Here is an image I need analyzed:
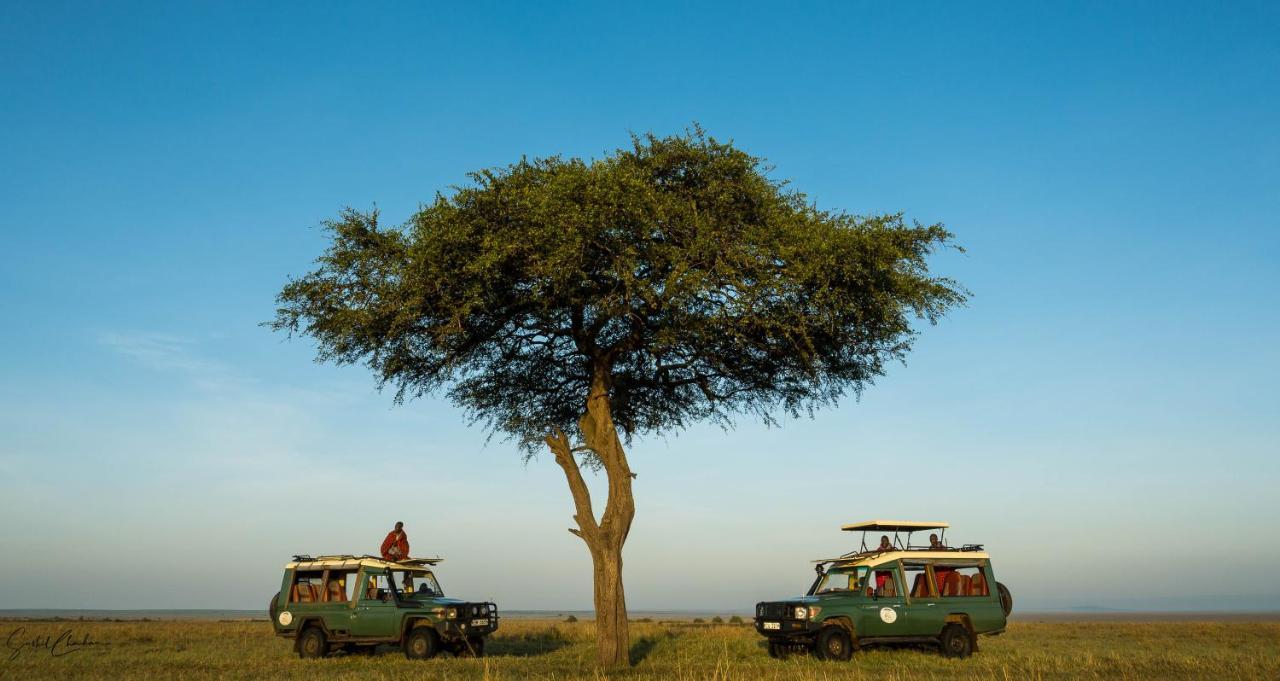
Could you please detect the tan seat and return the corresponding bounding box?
[969,571,988,596]
[327,580,346,602]
[957,574,972,596]
[911,573,931,598]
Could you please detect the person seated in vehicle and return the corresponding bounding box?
[929,533,946,550]
[877,535,894,552]
[402,575,415,594]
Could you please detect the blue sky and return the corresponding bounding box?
[1,1,1277,612]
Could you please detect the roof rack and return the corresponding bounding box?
[289,554,443,565]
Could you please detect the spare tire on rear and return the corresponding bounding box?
[997,582,1013,616]
[268,591,280,622]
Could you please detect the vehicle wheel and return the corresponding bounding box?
[997,582,1013,616]
[297,626,329,659]
[767,641,790,659]
[267,591,279,622]
[815,627,853,662]
[939,623,973,658]
[404,627,439,660]
[458,636,485,658]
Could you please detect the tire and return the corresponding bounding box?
[404,627,439,660]
[767,641,789,659]
[939,623,973,658]
[297,626,329,659]
[458,636,485,658]
[815,626,853,662]
[268,591,279,623]
[997,582,1013,616]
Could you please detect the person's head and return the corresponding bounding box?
[395,521,404,531]
[879,535,891,547]
[929,533,939,545]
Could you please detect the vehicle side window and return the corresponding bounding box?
[360,572,393,602]
[904,563,935,598]
[323,570,356,602]
[289,570,324,604]
[873,568,900,598]
[936,564,988,597]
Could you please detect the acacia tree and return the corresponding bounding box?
[270,128,966,666]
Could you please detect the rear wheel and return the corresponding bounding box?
[297,627,328,659]
[404,627,439,660]
[816,626,852,661]
[997,582,1013,616]
[939,623,973,658]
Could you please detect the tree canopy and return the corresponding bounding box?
[271,129,967,461]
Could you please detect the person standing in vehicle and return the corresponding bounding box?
[929,533,946,550]
[877,535,894,552]
[381,521,410,562]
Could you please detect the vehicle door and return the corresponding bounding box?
[349,569,401,638]
[901,561,945,636]
[319,569,357,636]
[857,563,907,637]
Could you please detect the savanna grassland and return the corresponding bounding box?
[3,617,1277,680]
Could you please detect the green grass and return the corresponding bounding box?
[3,618,1278,680]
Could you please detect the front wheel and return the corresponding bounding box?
[297,627,329,659]
[939,623,973,658]
[767,640,790,659]
[815,627,853,661]
[404,627,439,660]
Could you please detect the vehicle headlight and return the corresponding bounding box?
[446,608,458,619]
[793,606,807,619]
[807,606,822,620]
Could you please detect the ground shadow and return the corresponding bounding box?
[485,626,573,658]
[630,630,682,665]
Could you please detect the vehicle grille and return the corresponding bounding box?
[757,603,788,619]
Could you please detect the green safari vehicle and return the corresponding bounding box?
[269,554,498,659]
[754,521,1012,660]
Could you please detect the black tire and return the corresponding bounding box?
[268,591,279,623]
[997,582,1013,616]
[939,623,973,658]
[767,640,789,659]
[404,627,439,660]
[815,626,853,662]
[297,626,329,659]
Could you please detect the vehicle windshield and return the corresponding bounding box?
[392,569,443,598]
[815,566,869,594]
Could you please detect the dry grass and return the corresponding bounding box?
[2,617,1278,680]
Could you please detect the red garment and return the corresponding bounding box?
[380,530,410,561]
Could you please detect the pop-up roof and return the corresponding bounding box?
[841,520,949,532]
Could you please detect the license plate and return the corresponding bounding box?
[472,618,489,626]
[762,621,780,630]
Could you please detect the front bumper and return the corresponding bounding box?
[438,603,500,637]
[754,617,819,638]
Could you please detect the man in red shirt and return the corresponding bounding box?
[381,521,410,562]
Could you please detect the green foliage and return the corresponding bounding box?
[729,615,744,624]
[271,127,967,458]
[565,614,578,623]
[711,616,724,624]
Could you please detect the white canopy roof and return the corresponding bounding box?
[841,520,950,532]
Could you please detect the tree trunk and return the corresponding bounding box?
[544,369,635,667]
